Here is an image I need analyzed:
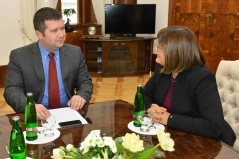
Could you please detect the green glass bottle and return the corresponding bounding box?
[9,116,26,159]
[133,84,145,127]
[24,92,38,141]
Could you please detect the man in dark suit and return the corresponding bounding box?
[4,7,93,120]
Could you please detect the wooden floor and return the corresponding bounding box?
[0,74,152,116]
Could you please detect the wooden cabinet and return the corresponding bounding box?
[168,0,239,74]
[80,37,155,76]
[65,30,83,48]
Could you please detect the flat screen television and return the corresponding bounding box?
[105,4,156,35]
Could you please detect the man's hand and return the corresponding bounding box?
[35,104,51,120]
[67,95,86,110]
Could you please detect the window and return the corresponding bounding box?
[56,0,97,29]
[61,0,78,24]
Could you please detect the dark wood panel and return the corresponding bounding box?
[0,65,7,87]
[113,0,137,4]
[168,0,239,74]
[65,30,83,48]
[151,54,157,72]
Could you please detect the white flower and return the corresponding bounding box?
[160,137,175,151]
[82,146,89,154]
[103,136,117,153]
[89,129,101,137]
[122,133,144,153]
[80,129,104,151]
[52,129,172,159]
[85,135,97,147]
[110,145,117,154]
[157,130,175,152]
[157,130,171,142]
[103,136,113,146]
[95,136,104,147]
[51,148,65,159]
[66,144,74,151]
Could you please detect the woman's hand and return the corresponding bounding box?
[147,104,170,125]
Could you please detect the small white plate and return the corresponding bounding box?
[128,119,165,135]
[23,127,60,144]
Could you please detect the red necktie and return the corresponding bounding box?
[48,52,60,109]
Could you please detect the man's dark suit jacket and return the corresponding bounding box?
[143,64,236,146]
[4,42,93,113]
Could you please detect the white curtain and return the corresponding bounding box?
[91,0,113,36]
[21,0,58,45]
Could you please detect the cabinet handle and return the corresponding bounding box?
[121,43,126,45]
[206,13,212,26]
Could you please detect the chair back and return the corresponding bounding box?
[216,60,239,150]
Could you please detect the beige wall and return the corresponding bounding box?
[0,0,24,65]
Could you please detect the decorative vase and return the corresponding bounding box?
[65,18,74,32]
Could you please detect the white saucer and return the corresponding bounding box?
[23,127,60,144]
[128,119,165,135]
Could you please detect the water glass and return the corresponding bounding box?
[139,116,150,132]
[41,115,56,137]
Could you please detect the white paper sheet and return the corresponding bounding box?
[49,107,88,128]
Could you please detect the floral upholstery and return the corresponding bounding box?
[216,60,239,151]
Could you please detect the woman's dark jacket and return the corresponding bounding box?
[143,64,236,146]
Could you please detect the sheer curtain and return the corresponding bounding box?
[21,0,58,45]
[91,0,113,37]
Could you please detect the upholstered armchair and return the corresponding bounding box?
[216,60,239,151]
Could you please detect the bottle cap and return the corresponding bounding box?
[27,92,33,96]
[12,116,20,121]
[137,84,142,87]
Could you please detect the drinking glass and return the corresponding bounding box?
[41,115,56,137]
[148,118,156,129]
[139,112,151,132]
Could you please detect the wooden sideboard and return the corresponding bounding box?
[65,30,83,48]
[80,37,156,76]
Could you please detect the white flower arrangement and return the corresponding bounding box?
[51,129,175,159]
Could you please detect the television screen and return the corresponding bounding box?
[105,4,156,35]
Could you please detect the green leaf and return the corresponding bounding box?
[68,152,81,158]
[115,140,123,153]
[62,8,76,17]
[135,143,161,159]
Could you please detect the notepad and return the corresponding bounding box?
[49,107,88,128]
